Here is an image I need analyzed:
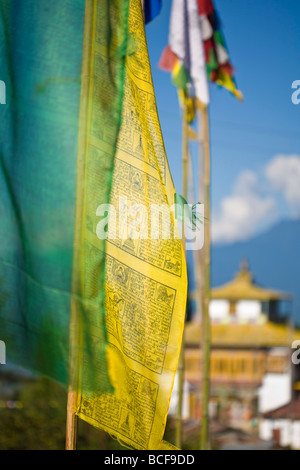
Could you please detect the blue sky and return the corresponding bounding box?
[145,0,300,244]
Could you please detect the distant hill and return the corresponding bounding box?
[211,218,300,327]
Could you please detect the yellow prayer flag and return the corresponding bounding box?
[71,0,187,450]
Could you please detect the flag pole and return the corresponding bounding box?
[65,0,94,450]
[66,390,78,450]
[175,97,189,449]
[141,0,145,21]
[198,103,211,450]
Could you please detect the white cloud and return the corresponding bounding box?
[265,154,300,215]
[212,154,300,245]
[212,170,275,244]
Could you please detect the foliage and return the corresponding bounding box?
[0,376,127,450]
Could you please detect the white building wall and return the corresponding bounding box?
[258,371,291,414]
[273,419,291,447]
[260,419,300,449]
[168,373,189,420]
[209,300,229,322]
[236,300,261,322]
[259,419,273,440]
[291,422,300,449]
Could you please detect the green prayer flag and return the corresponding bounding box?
[0,1,188,451]
[0,0,129,393]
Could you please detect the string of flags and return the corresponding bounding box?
[159,0,242,120]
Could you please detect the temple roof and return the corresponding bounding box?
[185,321,300,348]
[263,400,300,420]
[211,261,291,302]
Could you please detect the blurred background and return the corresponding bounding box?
[146,0,300,450]
[147,0,300,325]
[1,0,300,450]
